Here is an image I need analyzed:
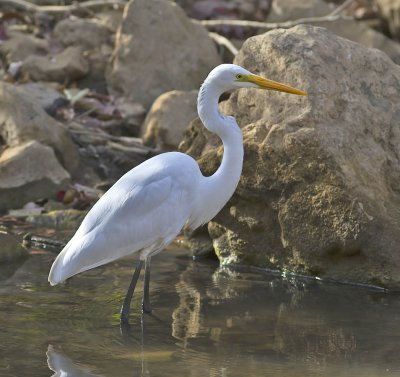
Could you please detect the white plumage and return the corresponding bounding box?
[48,64,306,322]
[49,153,202,285]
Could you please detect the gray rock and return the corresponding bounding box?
[142,90,198,149]
[179,117,220,159]
[97,10,124,32]
[267,0,400,64]
[54,18,112,49]
[106,0,222,109]
[115,97,146,135]
[183,225,215,258]
[0,233,28,264]
[21,46,89,83]
[17,82,66,114]
[377,0,400,40]
[182,25,400,288]
[0,32,48,64]
[0,81,79,172]
[76,47,113,94]
[268,0,333,22]
[0,141,70,209]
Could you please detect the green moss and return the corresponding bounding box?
[0,233,28,264]
[26,209,87,231]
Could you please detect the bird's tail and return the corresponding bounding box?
[48,232,114,286]
[48,241,73,286]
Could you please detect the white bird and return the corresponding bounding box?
[48,64,306,323]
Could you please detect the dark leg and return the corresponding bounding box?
[120,260,144,324]
[142,257,152,313]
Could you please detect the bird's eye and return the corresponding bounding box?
[236,74,243,80]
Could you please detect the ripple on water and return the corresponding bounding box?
[1,244,400,376]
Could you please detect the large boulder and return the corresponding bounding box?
[142,90,198,149]
[0,141,70,209]
[267,0,400,64]
[0,82,78,172]
[181,25,400,289]
[106,0,222,109]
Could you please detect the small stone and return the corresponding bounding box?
[43,200,66,212]
[0,233,28,264]
[142,90,198,149]
[0,32,48,64]
[0,141,70,209]
[0,81,79,173]
[54,18,112,49]
[21,46,89,83]
[17,82,66,114]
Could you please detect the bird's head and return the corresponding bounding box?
[207,64,307,96]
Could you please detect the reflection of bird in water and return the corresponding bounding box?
[47,345,104,377]
[48,64,307,323]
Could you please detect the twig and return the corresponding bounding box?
[199,0,355,30]
[69,127,157,154]
[0,0,126,14]
[107,141,156,156]
[329,0,355,16]
[70,107,98,122]
[208,32,238,56]
[71,128,158,156]
[198,14,354,31]
[23,233,66,250]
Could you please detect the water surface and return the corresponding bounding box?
[1,238,400,376]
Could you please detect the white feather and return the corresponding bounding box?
[48,64,258,285]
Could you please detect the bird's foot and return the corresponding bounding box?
[142,300,152,314]
[119,319,132,336]
[120,307,130,325]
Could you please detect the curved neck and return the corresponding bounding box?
[195,80,244,225]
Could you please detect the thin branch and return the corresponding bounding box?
[329,0,355,16]
[0,0,126,14]
[198,14,354,31]
[208,32,238,56]
[69,126,157,154]
[107,141,156,156]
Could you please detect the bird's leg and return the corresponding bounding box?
[142,257,152,313]
[120,260,144,324]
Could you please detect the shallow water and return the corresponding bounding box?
[1,239,400,377]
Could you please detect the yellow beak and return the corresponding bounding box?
[244,74,307,96]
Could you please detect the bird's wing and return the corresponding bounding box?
[77,174,176,237]
[49,170,194,284]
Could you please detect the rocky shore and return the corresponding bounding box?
[1,0,400,288]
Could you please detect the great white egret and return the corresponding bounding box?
[48,64,306,323]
